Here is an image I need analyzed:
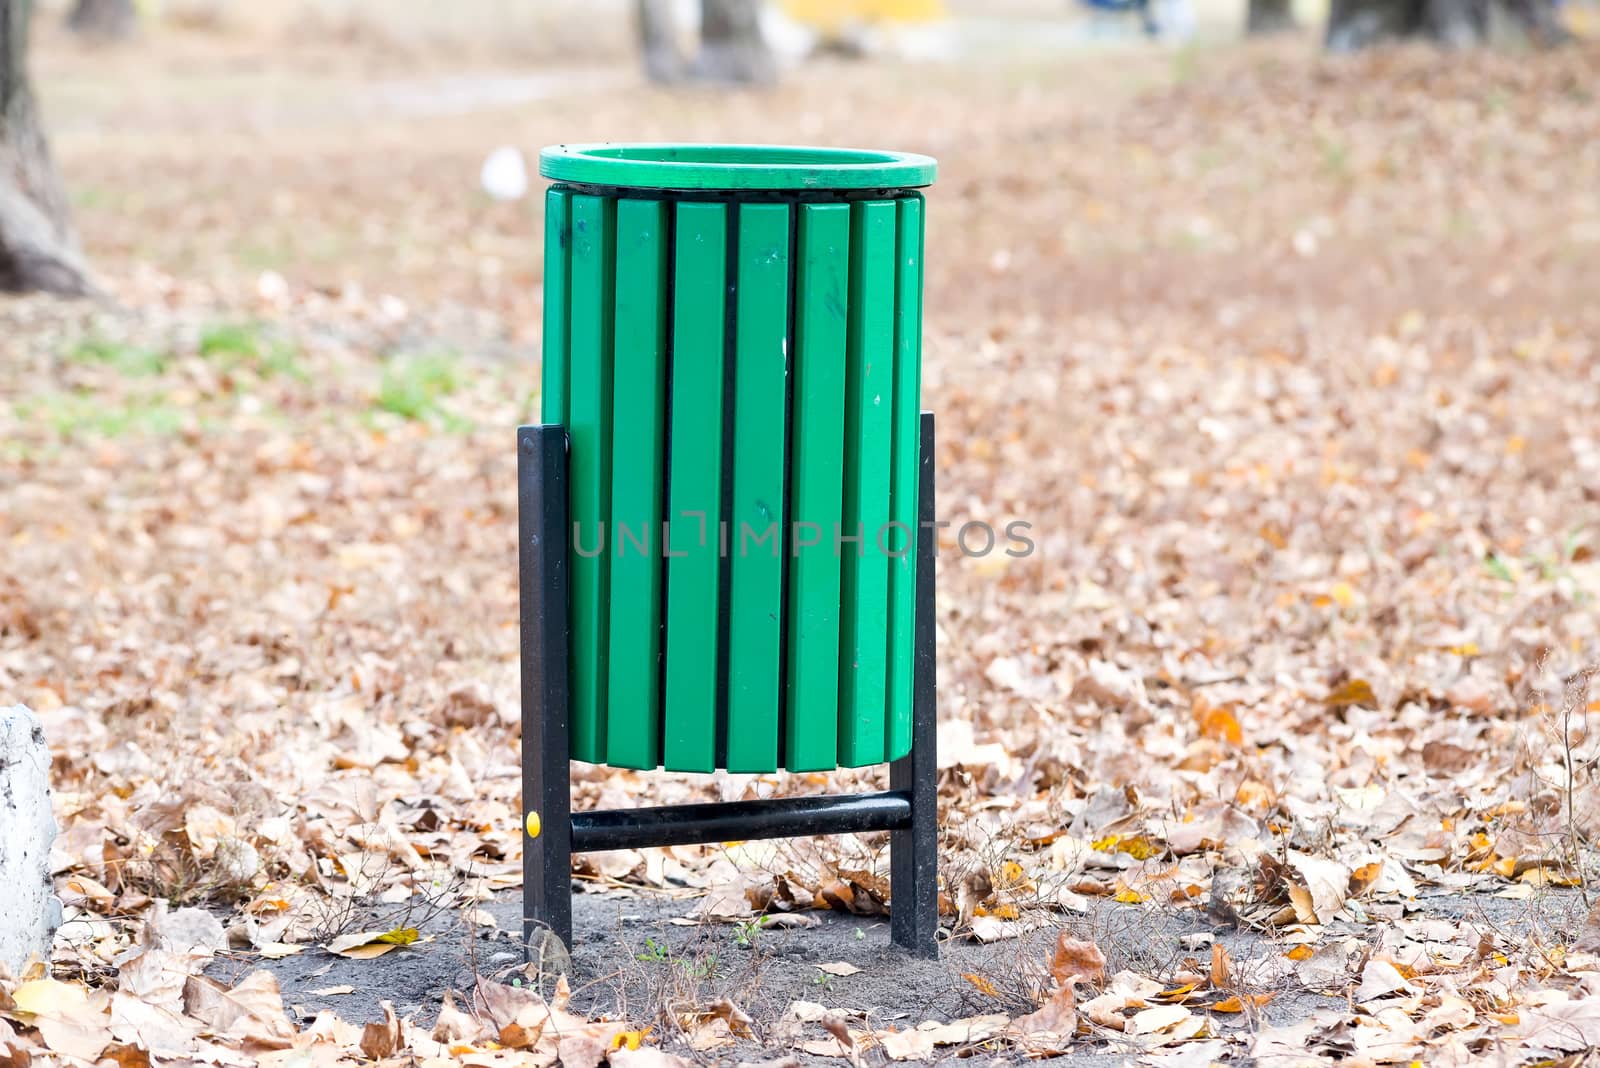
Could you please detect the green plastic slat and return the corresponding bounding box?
[605,199,669,769]
[884,196,924,762]
[541,188,572,424]
[725,203,792,773]
[568,193,615,763]
[785,203,851,772]
[838,200,897,766]
[662,203,729,773]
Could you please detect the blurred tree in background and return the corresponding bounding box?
[66,0,134,40]
[1247,0,1297,33]
[1326,0,1570,47]
[639,0,773,84]
[0,0,92,294]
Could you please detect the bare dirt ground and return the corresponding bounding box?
[5,13,1600,1065]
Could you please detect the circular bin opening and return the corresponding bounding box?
[539,143,937,192]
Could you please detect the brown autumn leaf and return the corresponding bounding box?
[1011,990,1077,1042]
[701,999,754,1039]
[1212,994,1277,1012]
[499,1016,548,1051]
[556,1032,607,1068]
[181,973,294,1048]
[471,979,549,1034]
[1051,934,1106,987]
[1573,900,1600,957]
[821,1013,855,1049]
[107,991,201,1061]
[876,1028,937,1061]
[359,1001,401,1059]
[100,1044,152,1068]
[1347,861,1383,897]
[1323,678,1378,710]
[432,990,483,1045]
[1210,943,1233,990]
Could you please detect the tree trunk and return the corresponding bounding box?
[1247,0,1298,33]
[1,0,93,295]
[637,0,685,84]
[66,0,135,41]
[1326,0,1566,48]
[1499,0,1573,45]
[694,0,773,86]
[1326,0,1424,49]
[1423,0,1491,46]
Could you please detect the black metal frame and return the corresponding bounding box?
[519,413,940,959]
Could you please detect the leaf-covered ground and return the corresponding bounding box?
[4,21,1600,1066]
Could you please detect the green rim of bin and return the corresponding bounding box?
[539,143,937,192]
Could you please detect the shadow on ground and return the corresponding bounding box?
[205,886,1588,1062]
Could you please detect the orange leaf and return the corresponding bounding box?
[1348,862,1382,896]
[1212,993,1276,1013]
[996,860,1029,889]
[1050,934,1106,987]
[610,1028,651,1051]
[1210,944,1233,989]
[1155,982,1199,1003]
[1323,678,1377,709]
[1194,701,1243,745]
[962,973,999,997]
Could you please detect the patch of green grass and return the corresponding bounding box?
[1191,145,1227,176]
[199,322,264,361]
[733,915,769,949]
[1170,46,1201,85]
[376,351,466,424]
[1319,137,1351,179]
[237,241,291,272]
[17,391,189,439]
[1483,551,1517,584]
[198,322,305,381]
[67,336,168,377]
[70,186,108,209]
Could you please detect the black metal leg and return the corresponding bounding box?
[890,412,939,958]
[521,425,573,955]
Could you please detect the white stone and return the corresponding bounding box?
[479,146,528,202]
[0,705,61,976]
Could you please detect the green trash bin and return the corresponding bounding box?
[538,143,937,776]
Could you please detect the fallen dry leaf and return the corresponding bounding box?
[433,990,483,1045]
[181,973,294,1048]
[1051,934,1107,987]
[324,927,420,960]
[359,1001,401,1059]
[816,962,861,977]
[556,1032,607,1068]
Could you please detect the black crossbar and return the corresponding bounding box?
[571,791,912,853]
